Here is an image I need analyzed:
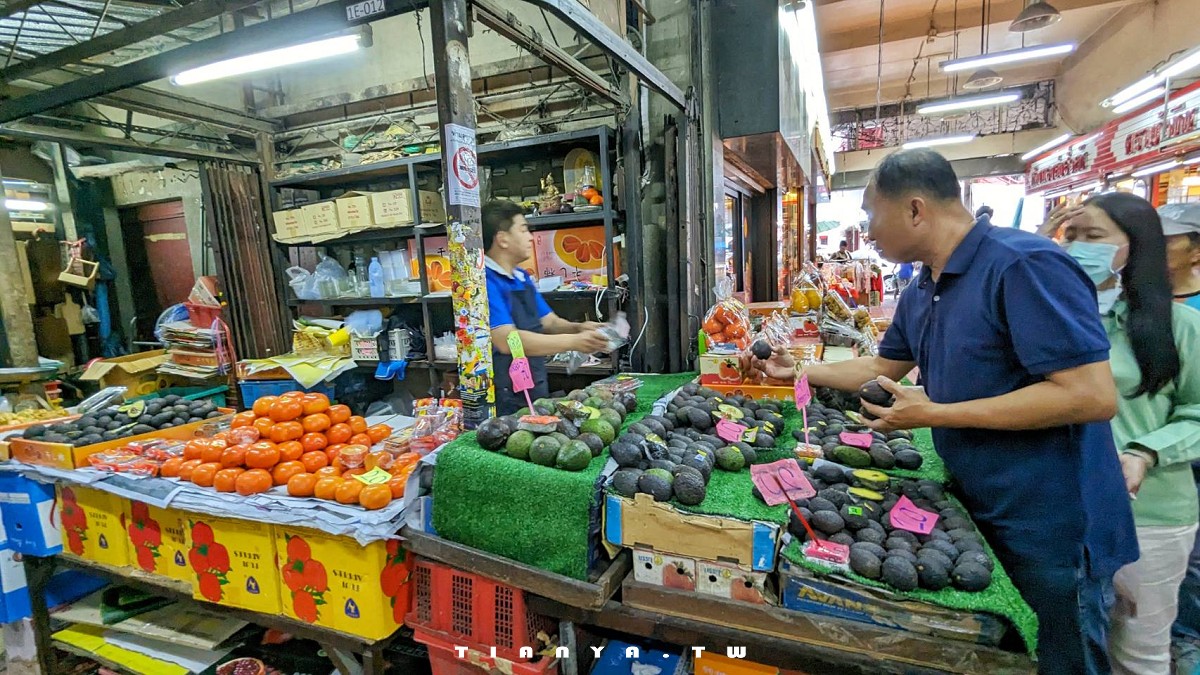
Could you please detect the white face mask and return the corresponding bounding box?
[1097,285,1122,314]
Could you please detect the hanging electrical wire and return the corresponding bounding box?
[875,0,886,124]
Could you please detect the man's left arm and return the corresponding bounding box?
[541,312,603,335]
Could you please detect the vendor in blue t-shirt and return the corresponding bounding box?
[483,200,609,415]
[748,149,1137,674]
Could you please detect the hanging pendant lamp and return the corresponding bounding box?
[963,68,1004,90]
[1010,1,1062,33]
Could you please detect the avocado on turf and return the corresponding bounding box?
[880,556,919,591]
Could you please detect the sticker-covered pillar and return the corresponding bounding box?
[431,0,493,426]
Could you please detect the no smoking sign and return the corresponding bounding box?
[446,123,480,208]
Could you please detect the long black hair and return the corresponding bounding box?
[1085,192,1180,397]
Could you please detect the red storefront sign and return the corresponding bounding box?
[1026,135,1099,193]
[1098,80,1200,175]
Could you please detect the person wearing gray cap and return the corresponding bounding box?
[1157,203,1200,313]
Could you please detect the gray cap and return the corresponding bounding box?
[1158,203,1200,236]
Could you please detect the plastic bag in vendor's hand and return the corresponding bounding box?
[702,277,751,350]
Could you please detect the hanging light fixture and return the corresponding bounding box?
[1010,1,1062,33]
[963,68,1004,90]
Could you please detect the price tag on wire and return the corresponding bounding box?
[506,331,526,359]
[751,458,816,505]
[794,373,812,446]
[716,419,747,443]
[507,331,537,412]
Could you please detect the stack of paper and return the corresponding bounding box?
[158,321,223,380]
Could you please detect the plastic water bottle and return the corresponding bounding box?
[368,257,385,298]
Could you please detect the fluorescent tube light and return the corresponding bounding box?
[940,43,1075,73]
[1021,133,1073,161]
[902,134,977,149]
[1111,87,1166,115]
[5,199,49,211]
[172,34,362,86]
[917,91,1021,115]
[1162,48,1200,80]
[1132,160,1180,178]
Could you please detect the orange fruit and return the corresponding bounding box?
[300,432,328,453]
[325,443,346,460]
[589,194,603,206]
[235,469,274,495]
[160,457,184,478]
[365,451,394,471]
[302,413,331,434]
[214,468,244,493]
[183,440,205,461]
[270,421,304,444]
[392,453,421,472]
[191,462,221,488]
[348,416,368,435]
[359,484,392,510]
[253,417,275,437]
[349,433,373,448]
[313,466,342,479]
[272,461,306,486]
[301,394,331,416]
[387,474,407,498]
[277,440,304,463]
[287,473,317,497]
[220,444,248,468]
[327,423,352,444]
[335,480,364,504]
[314,476,343,500]
[280,391,305,400]
[342,467,367,478]
[245,442,281,469]
[300,450,329,473]
[367,424,391,444]
[251,396,278,417]
[178,459,202,482]
[200,440,227,464]
[231,411,257,429]
[327,404,351,424]
[269,399,303,423]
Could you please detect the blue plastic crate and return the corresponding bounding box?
[238,379,336,409]
[132,385,228,407]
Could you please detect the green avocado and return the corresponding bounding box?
[505,430,536,460]
[529,436,562,466]
[832,445,873,468]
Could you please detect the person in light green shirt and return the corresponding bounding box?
[1060,192,1200,675]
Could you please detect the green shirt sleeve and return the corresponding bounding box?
[1126,305,1200,466]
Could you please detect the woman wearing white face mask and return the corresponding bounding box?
[1059,192,1200,675]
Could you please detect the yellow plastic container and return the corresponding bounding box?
[57,486,129,568]
[274,526,414,639]
[182,514,280,614]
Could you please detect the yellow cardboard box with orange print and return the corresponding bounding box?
[57,485,129,567]
[274,526,414,639]
[124,501,190,582]
[182,514,280,614]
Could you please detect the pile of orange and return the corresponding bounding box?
[161,392,416,511]
[702,303,751,349]
[580,187,603,206]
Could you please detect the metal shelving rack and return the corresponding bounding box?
[267,125,625,390]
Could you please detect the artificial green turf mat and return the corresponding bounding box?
[780,535,1038,655]
[430,372,699,580]
[671,467,789,523]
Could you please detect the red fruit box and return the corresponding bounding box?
[123,501,190,582]
[56,485,129,568]
[182,515,280,614]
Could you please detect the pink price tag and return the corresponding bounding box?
[804,538,850,564]
[509,357,536,392]
[751,459,817,505]
[794,372,812,408]
[839,431,874,448]
[888,495,940,535]
[716,419,747,443]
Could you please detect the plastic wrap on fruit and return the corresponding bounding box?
[820,315,866,348]
[702,278,751,350]
[821,289,853,322]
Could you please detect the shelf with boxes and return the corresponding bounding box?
[268,126,627,384]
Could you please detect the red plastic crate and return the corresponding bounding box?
[408,557,556,662]
[415,629,558,675]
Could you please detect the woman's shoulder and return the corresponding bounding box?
[1171,301,1200,344]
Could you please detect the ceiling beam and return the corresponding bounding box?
[0,0,427,124]
[819,0,1130,54]
[0,0,256,83]
[0,119,254,162]
[0,1,47,19]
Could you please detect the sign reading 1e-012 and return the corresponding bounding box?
[345,0,388,22]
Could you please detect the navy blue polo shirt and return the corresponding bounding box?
[879,220,1137,576]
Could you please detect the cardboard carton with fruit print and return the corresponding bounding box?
[532,226,617,285]
[56,485,129,567]
[699,353,745,385]
[275,526,414,639]
[124,501,189,581]
[184,516,280,614]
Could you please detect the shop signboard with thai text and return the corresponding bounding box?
[1026,135,1099,193]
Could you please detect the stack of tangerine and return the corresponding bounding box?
[160,392,416,510]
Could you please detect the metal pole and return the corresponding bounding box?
[431,0,493,427]
[0,166,39,367]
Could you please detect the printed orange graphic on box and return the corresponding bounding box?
[184,515,280,614]
[410,237,535,293]
[275,527,414,639]
[57,486,129,567]
[124,501,189,582]
[532,226,616,284]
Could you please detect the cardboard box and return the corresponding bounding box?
[532,226,614,284]
[777,559,1008,646]
[420,236,452,292]
[632,548,696,591]
[79,350,168,396]
[696,559,771,604]
[335,192,375,233]
[57,486,129,568]
[0,474,61,556]
[300,201,340,238]
[271,209,306,242]
[371,189,444,227]
[705,383,794,403]
[699,353,744,385]
[124,501,189,582]
[604,493,781,571]
[183,514,280,614]
[274,526,414,639]
[694,653,778,675]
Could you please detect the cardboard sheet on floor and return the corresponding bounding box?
[53,624,189,675]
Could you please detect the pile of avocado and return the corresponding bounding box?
[21,395,224,447]
[793,400,924,471]
[781,462,994,593]
[474,386,637,472]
